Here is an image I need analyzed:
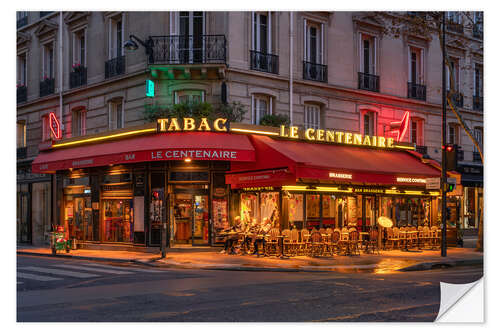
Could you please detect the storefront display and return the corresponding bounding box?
[240,193,258,225]
[260,192,280,227]
[212,198,229,243]
[103,199,134,242]
[288,194,304,229]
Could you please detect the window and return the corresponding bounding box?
[109,101,124,130]
[17,53,27,86]
[360,34,376,74]
[408,46,424,84]
[42,115,51,141]
[252,95,271,125]
[362,112,376,136]
[17,122,26,148]
[410,118,424,146]
[42,43,54,79]
[109,16,123,59]
[253,12,271,54]
[446,57,460,91]
[473,127,483,152]
[304,104,321,129]
[174,90,205,104]
[179,12,204,63]
[447,12,461,24]
[71,109,86,137]
[305,21,323,64]
[474,64,483,97]
[73,29,86,67]
[448,124,459,145]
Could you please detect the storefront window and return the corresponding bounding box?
[322,194,337,228]
[17,183,30,243]
[306,194,320,230]
[260,192,280,228]
[212,198,229,241]
[103,199,133,242]
[63,176,92,243]
[240,193,258,225]
[288,194,304,229]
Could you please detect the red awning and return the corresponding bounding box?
[226,135,441,188]
[32,132,255,173]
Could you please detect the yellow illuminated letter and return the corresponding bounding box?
[198,118,211,131]
[290,126,299,139]
[372,136,378,147]
[345,132,353,144]
[280,125,288,137]
[305,129,316,140]
[157,119,168,132]
[214,118,228,132]
[316,129,325,141]
[377,137,386,148]
[183,118,196,131]
[336,131,345,143]
[326,130,335,142]
[168,118,181,131]
[387,138,394,148]
[362,135,371,146]
[353,134,362,145]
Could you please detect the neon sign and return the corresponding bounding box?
[390,111,410,142]
[49,112,61,139]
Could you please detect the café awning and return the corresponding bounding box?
[32,132,255,173]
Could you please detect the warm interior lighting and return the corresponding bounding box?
[184,158,192,163]
[391,186,397,190]
[281,185,353,193]
[394,145,416,150]
[230,128,279,136]
[52,128,157,148]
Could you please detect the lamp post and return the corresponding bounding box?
[124,35,154,63]
[441,12,447,257]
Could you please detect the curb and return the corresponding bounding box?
[398,258,483,272]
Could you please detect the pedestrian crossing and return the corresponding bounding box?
[17,262,165,283]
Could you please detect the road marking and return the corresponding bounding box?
[17,272,63,282]
[53,264,133,275]
[19,266,100,278]
[82,263,165,273]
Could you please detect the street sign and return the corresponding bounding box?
[426,177,441,190]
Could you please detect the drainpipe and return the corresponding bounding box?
[59,11,64,132]
[289,11,294,126]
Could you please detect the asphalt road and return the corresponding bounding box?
[17,254,483,322]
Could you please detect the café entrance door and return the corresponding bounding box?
[172,189,210,246]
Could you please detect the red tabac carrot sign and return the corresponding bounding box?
[49,112,61,139]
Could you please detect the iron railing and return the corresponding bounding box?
[303,61,327,82]
[148,35,226,65]
[40,11,52,18]
[105,56,125,79]
[448,90,464,108]
[250,50,278,74]
[358,72,380,92]
[473,24,483,39]
[17,147,27,160]
[70,67,87,89]
[447,21,464,33]
[17,86,27,103]
[473,95,483,111]
[17,16,27,29]
[39,78,55,97]
[407,82,427,101]
[416,145,428,156]
[473,151,482,162]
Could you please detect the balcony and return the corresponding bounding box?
[105,56,125,79]
[416,145,428,156]
[457,149,464,161]
[39,78,55,97]
[40,11,52,18]
[447,21,464,34]
[17,86,27,103]
[70,67,87,89]
[473,95,483,111]
[17,16,27,29]
[250,50,278,74]
[149,35,226,65]
[473,151,482,162]
[473,24,483,39]
[407,82,426,101]
[303,61,327,82]
[17,147,27,160]
[358,72,380,92]
[448,91,464,108]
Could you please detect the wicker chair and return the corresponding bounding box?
[265,228,281,256]
[309,230,324,257]
[299,228,310,256]
[332,229,341,255]
[348,229,361,255]
[421,226,431,249]
[430,226,439,249]
[323,228,334,256]
[368,229,379,254]
[393,227,402,250]
[282,229,292,256]
[289,228,300,256]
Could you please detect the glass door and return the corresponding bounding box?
[192,195,209,245]
[102,199,133,243]
[173,193,193,244]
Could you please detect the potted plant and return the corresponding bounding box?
[72,62,83,72]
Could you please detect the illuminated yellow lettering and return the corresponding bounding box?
[362,135,371,146]
[345,132,353,144]
[290,126,299,139]
[157,119,168,132]
[377,136,386,147]
[316,129,325,141]
[336,131,345,143]
[387,138,394,148]
[168,118,181,131]
[353,134,362,145]
[214,118,228,132]
[372,136,378,147]
[325,130,335,142]
[280,125,288,137]
[183,118,196,131]
[305,128,316,140]
[198,118,211,131]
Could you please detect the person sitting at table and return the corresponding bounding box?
[244,218,259,254]
[222,216,244,254]
[253,217,273,255]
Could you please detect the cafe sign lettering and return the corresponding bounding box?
[279,125,395,148]
[157,118,229,132]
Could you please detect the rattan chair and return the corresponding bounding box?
[282,229,292,256]
[368,229,379,254]
[265,228,281,256]
[348,229,361,255]
[289,228,300,256]
[421,226,431,249]
[323,228,334,256]
[299,228,310,256]
[332,229,341,255]
[309,230,324,257]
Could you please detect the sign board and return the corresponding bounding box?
[426,177,441,190]
[447,177,457,185]
[49,112,61,139]
[146,79,154,97]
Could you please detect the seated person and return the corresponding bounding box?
[253,217,273,255]
[222,216,246,254]
[244,218,259,253]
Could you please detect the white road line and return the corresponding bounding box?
[82,263,165,273]
[19,266,100,278]
[17,272,63,282]
[53,264,133,275]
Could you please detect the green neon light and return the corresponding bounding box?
[146,79,155,97]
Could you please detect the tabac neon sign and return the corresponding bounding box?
[49,112,61,139]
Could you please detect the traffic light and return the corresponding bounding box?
[446,182,456,192]
[445,207,452,221]
[443,144,458,171]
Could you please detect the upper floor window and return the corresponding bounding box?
[473,12,483,37]
[109,100,124,130]
[360,34,376,75]
[361,111,376,136]
[42,43,55,79]
[73,29,87,67]
[410,118,424,146]
[41,115,51,141]
[304,104,321,129]
[174,90,205,104]
[252,94,272,125]
[448,123,459,145]
[473,127,483,152]
[252,12,271,54]
[17,121,26,148]
[109,16,123,59]
[474,64,483,97]
[17,53,27,86]
[17,12,28,28]
[446,57,460,92]
[447,12,462,24]
[408,46,424,84]
[72,109,86,137]
[304,20,324,65]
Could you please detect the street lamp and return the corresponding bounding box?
[124,35,154,62]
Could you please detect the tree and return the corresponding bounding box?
[379,11,483,251]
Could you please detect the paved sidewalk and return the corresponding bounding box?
[17,245,483,273]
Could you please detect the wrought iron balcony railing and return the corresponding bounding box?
[250,50,278,74]
[448,90,464,108]
[17,147,27,160]
[447,21,464,34]
[17,16,27,29]
[457,149,464,161]
[473,24,483,39]
[17,86,27,103]
[358,72,380,92]
[473,95,483,111]
[105,56,125,79]
[148,35,226,65]
[473,151,482,162]
[39,78,55,97]
[70,67,87,89]
[303,61,327,82]
[40,11,52,18]
[416,145,428,156]
[407,82,427,101]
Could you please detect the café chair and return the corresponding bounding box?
[265,228,281,256]
[348,229,361,255]
[299,228,310,256]
[282,229,292,256]
[309,230,324,257]
[332,229,341,255]
[290,228,300,256]
[368,229,379,254]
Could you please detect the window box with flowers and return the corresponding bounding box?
[70,63,87,89]
[17,84,27,103]
[40,76,55,97]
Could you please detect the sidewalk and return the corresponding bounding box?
[17,245,483,273]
